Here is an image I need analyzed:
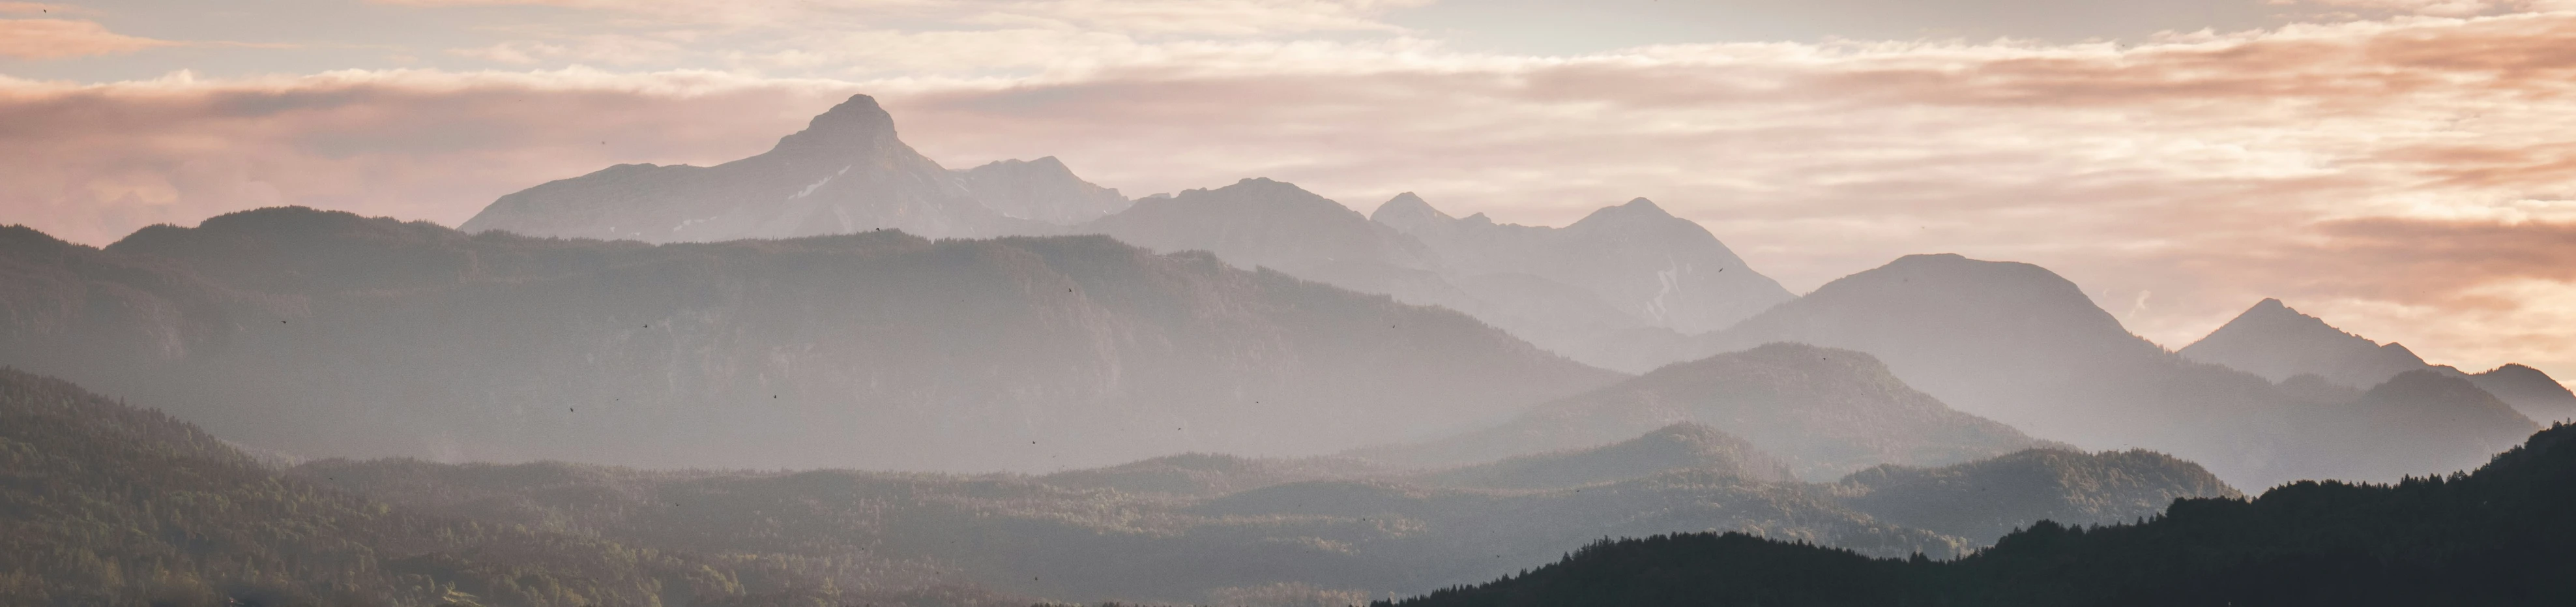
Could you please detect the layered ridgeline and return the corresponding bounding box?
[460,95,1124,241]
[1358,343,2052,481]
[0,368,1015,607]
[1371,194,1794,372]
[1381,422,2576,607]
[0,208,1618,471]
[460,95,1798,374]
[2181,298,2576,422]
[295,419,2232,605]
[1688,254,2539,488]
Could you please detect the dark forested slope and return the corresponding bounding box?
[1383,422,2576,607]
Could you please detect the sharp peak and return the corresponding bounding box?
[769,93,900,153]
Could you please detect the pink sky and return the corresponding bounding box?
[5,0,2575,383]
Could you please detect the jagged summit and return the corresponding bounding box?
[460,93,1124,243]
[768,94,902,155]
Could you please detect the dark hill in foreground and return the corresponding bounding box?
[1381,422,2576,607]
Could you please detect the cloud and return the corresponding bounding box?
[0,19,179,59]
[12,8,2576,380]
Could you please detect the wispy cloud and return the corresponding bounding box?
[0,18,179,59]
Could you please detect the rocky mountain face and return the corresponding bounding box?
[2,207,1620,472]
[2182,298,2576,422]
[1372,193,1794,370]
[1690,254,2539,489]
[1357,342,2050,481]
[459,95,1109,242]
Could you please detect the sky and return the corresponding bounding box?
[6,0,2576,385]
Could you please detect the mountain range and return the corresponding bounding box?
[2181,297,2576,422]
[460,95,1801,372]
[1,207,1618,471]
[1687,253,2539,489]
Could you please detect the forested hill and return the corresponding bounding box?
[1379,421,2576,607]
[0,367,1013,607]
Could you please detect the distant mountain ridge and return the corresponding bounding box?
[3,207,1620,471]
[460,95,1798,374]
[460,95,1115,242]
[1686,254,2540,488]
[2182,298,2576,422]
[1358,342,2051,481]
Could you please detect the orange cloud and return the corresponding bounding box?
[0,18,177,59]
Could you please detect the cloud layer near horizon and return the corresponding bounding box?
[6,5,2576,385]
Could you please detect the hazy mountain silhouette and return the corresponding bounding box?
[1373,193,1793,371]
[1358,343,2049,480]
[1411,422,1796,490]
[2183,298,2576,422]
[1834,449,2239,544]
[1,207,1620,471]
[459,95,1105,241]
[1381,422,2576,607]
[2468,363,2576,422]
[0,368,1017,607]
[1077,177,1468,311]
[957,156,1132,224]
[289,421,2231,604]
[2179,298,2433,389]
[1692,253,2539,488]
[454,95,1799,375]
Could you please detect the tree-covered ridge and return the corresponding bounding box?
[295,425,2232,604]
[0,368,1012,607]
[1380,422,2576,607]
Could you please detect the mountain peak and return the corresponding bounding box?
[2179,298,2434,389]
[1573,197,1677,225]
[1370,192,1453,229]
[768,93,901,155]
